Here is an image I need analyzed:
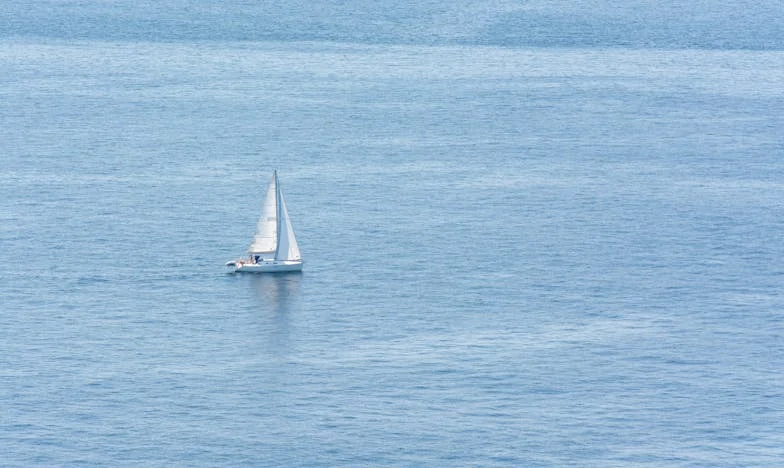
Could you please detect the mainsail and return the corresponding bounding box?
[248,173,278,254]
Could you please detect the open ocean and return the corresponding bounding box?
[1,1,783,466]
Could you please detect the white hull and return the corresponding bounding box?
[226,260,303,273]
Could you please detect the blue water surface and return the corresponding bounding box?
[1,2,783,466]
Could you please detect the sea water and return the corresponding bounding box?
[1,2,783,466]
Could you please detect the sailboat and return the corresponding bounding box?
[225,170,303,273]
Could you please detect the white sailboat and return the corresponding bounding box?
[226,170,303,273]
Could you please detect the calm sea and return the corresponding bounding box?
[1,2,783,466]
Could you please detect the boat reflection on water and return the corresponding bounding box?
[249,272,302,316]
[246,272,302,355]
